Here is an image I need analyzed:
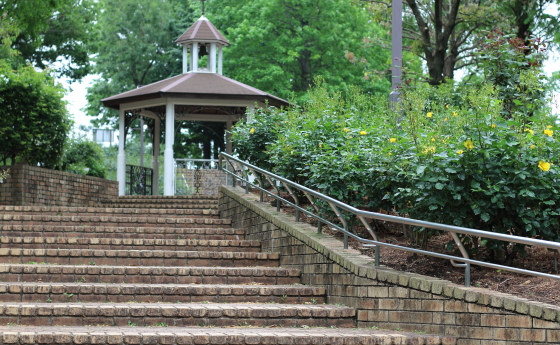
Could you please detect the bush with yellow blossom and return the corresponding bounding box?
[232,77,560,263]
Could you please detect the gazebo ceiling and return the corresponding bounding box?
[101,73,289,110]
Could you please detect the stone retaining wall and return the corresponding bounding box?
[219,185,560,345]
[0,165,118,206]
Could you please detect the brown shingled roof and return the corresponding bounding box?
[101,73,289,109]
[175,16,230,46]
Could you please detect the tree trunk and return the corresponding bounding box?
[297,49,313,92]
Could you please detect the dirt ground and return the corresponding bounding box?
[256,189,560,307]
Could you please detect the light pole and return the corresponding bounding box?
[389,0,402,106]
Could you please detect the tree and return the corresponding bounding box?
[85,0,193,125]
[206,0,392,100]
[0,0,97,78]
[12,0,98,80]
[0,61,72,167]
[362,0,558,85]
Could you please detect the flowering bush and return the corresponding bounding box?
[232,73,558,263]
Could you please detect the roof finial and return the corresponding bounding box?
[201,0,205,15]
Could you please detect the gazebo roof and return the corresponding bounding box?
[175,15,230,46]
[101,72,289,109]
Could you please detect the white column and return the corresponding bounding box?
[218,46,223,75]
[192,42,199,72]
[247,105,255,123]
[182,45,188,74]
[163,101,175,196]
[226,119,233,154]
[151,117,161,195]
[209,43,216,73]
[117,109,126,196]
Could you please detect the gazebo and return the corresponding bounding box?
[102,15,289,196]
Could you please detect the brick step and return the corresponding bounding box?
[0,302,356,327]
[0,283,325,304]
[96,203,219,210]
[0,326,456,344]
[101,196,219,204]
[0,237,260,252]
[0,264,301,285]
[0,215,231,228]
[0,248,279,267]
[0,226,243,240]
[0,206,220,218]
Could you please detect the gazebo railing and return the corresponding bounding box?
[125,164,153,195]
[174,159,226,195]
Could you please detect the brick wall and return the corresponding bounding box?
[0,165,118,206]
[176,169,226,196]
[219,185,560,345]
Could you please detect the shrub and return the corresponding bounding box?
[232,49,557,264]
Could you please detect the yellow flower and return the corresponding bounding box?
[389,138,397,143]
[524,128,534,135]
[445,104,450,109]
[388,152,392,155]
[547,125,553,128]
[250,128,255,134]
[452,112,458,116]
[431,138,436,142]
[426,112,433,118]
[360,130,367,135]
[444,118,448,121]
[544,129,554,137]
[343,128,350,133]
[530,145,536,149]
[319,144,322,148]
[491,124,496,128]
[463,140,475,150]
[456,150,464,154]
[538,160,551,171]
[422,146,436,154]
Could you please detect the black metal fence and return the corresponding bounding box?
[125,164,153,195]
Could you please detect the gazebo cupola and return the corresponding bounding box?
[176,15,230,74]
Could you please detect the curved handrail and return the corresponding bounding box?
[219,152,560,286]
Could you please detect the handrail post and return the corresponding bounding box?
[465,263,471,287]
[375,246,380,267]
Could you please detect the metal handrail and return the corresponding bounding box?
[175,158,222,170]
[219,152,560,287]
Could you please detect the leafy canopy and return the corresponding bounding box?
[205,0,392,101]
[0,61,72,167]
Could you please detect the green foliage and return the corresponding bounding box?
[392,82,559,262]
[0,61,71,167]
[477,30,548,120]
[206,0,391,102]
[59,132,107,178]
[232,72,559,264]
[86,0,193,125]
[231,108,285,172]
[0,168,9,182]
[0,0,97,79]
[12,0,99,80]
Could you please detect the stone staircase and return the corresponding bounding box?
[0,196,454,344]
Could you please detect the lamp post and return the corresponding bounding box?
[389,0,402,107]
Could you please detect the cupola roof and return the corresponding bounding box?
[175,15,230,46]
